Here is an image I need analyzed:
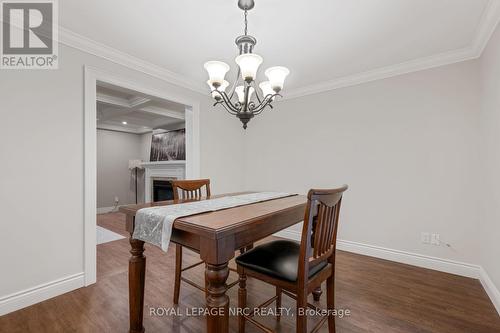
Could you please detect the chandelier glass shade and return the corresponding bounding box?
[203,0,289,129]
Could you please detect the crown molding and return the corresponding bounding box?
[96,90,185,121]
[97,123,151,135]
[59,0,500,101]
[96,92,131,108]
[128,96,151,108]
[140,106,185,120]
[283,46,478,100]
[283,0,500,100]
[59,27,206,95]
[473,0,500,56]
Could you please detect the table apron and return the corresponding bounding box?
[172,205,305,265]
[129,204,305,264]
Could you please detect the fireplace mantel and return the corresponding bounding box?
[142,160,185,202]
[141,160,186,168]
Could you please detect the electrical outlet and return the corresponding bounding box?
[431,233,440,245]
[421,232,430,244]
[114,196,119,203]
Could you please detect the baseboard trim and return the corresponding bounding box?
[0,273,85,316]
[336,239,480,279]
[479,267,500,315]
[274,229,500,314]
[275,229,480,278]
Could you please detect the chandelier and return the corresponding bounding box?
[203,0,290,129]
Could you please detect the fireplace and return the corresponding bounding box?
[152,178,175,202]
[142,161,185,202]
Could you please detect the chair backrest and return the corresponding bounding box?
[297,185,348,283]
[171,179,211,200]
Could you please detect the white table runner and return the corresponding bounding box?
[133,192,292,251]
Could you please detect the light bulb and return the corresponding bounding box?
[235,54,263,82]
[235,86,255,103]
[204,61,230,85]
[265,66,290,92]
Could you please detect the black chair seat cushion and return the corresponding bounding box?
[235,240,327,282]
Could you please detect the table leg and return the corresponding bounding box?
[205,263,230,333]
[129,237,146,333]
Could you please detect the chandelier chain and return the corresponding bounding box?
[244,10,248,35]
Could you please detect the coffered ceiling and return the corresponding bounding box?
[96,84,185,134]
[60,0,500,98]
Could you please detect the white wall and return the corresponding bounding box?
[479,23,500,298]
[0,43,245,300]
[243,61,481,265]
[96,129,142,208]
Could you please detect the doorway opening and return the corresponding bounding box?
[84,67,200,285]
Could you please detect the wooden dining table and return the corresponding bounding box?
[119,193,307,333]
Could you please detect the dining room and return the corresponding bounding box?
[1,1,500,333]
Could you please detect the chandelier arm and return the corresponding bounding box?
[214,98,243,110]
[256,99,274,112]
[251,80,263,104]
[265,98,274,109]
[212,94,227,108]
[251,93,281,113]
[217,90,241,113]
[249,98,271,115]
[252,99,273,115]
[219,102,239,116]
[213,93,238,115]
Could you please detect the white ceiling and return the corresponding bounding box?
[96,84,185,134]
[61,0,500,96]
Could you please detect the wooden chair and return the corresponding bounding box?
[171,179,211,304]
[170,179,241,304]
[172,179,211,201]
[236,185,348,333]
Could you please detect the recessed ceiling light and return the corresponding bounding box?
[122,121,127,125]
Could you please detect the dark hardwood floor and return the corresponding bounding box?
[1,212,499,333]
